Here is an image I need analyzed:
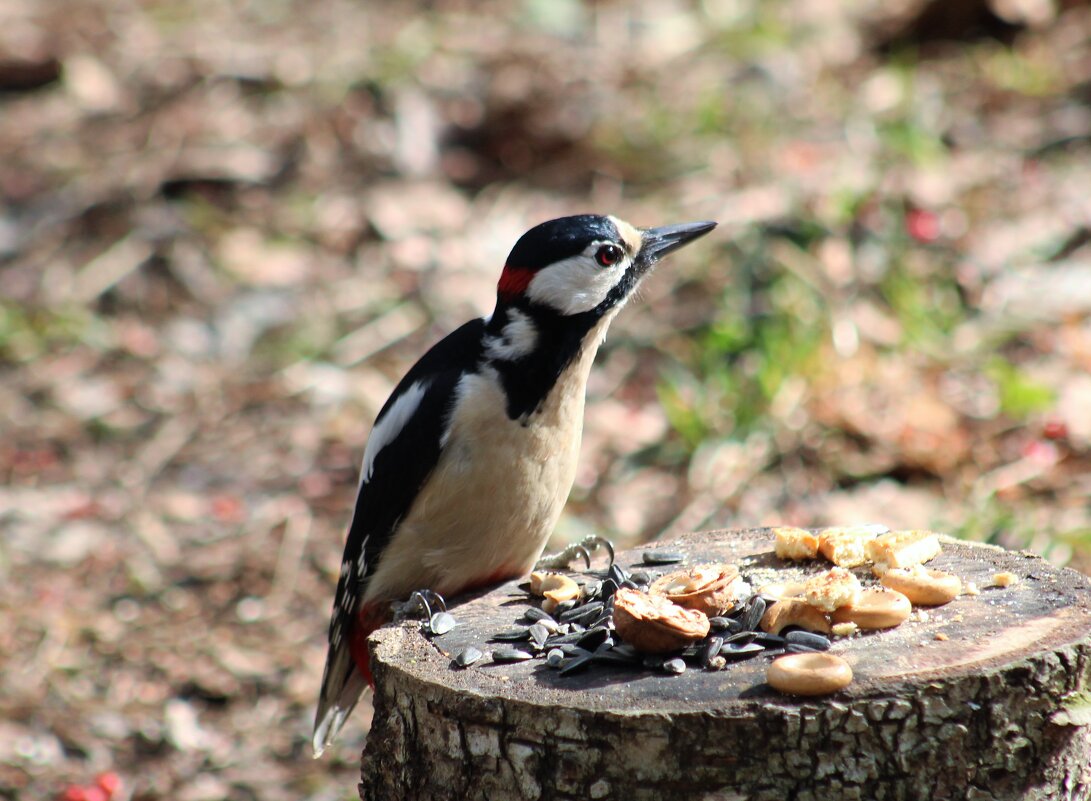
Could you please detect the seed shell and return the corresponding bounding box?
[429,612,457,636]
[453,646,483,667]
[663,657,687,674]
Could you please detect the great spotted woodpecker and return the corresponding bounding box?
[312,214,716,755]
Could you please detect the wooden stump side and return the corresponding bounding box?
[359,529,1091,801]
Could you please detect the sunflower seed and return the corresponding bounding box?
[599,578,619,598]
[555,599,579,614]
[491,647,534,663]
[528,623,551,649]
[720,642,765,659]
[559,655,593,676]
[523,607,555,624]
[491,627,530,642]
[643,550,685,566]
[453,646,483,667]
[560,601,604,624]
[592,648,640,666]
[629,571,653,586]
[663,657,687,674]
[558,644,591,658]
[702,636,725,667]
[785,630,831,651]
[723,630,758,644]
[582,580,602,599]
[577,626,611,651]
[429,612,457,636]
[642,655,665,670]
[608,564,630,585]
[546,649,565,668]
[743,597,767,632]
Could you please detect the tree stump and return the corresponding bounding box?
[359,529,1091,801]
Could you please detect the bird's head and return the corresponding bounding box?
[496,214,716,317]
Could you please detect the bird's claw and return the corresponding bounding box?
[392,588,447,621]
[535,535,616,571]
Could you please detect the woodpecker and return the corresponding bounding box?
[312,213,716,756]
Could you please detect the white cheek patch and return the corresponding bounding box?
[525,249,631,315]
[483,308,538,361]
[361,379,429,484]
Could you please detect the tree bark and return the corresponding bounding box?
[359,529,1091,801]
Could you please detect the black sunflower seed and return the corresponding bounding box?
[663,657,687,674]
[491,647,534,663]
[720,642,765,659]
[559,655,593,676]
[629,571,653,586]
[490,627,530,642]
[555,599,579,614]
[582,580,602,599]
[702,636,725,667]
[743,597,767,632]
[576,626,611,651]
[523,607,555,624]
[546,648,565,668]
[599,578,619,599]
[608,564,630,585]
[560,601,604,624]
[453,646,483,667]
[642,550,685,566]
[429,612,457,636]
[785,630,831,651]
[723,630,758,644]
[592,648,640,666]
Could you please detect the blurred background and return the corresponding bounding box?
[2,0,1090,798]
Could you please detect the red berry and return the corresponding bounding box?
[82,788,108,801]
[95,772,122,798]
[906,208,940,243]
[61,787,88,801]
[1043,419,1068,440]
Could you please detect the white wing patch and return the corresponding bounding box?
[483,308,538,361]
[525,242,632,315]
[361,379,429,484]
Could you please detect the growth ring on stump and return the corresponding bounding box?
[360,528,1091,801]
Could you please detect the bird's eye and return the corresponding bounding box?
[595,244,623,267]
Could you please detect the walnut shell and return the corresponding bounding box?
[648,563,740,616]
[613,587,711,654]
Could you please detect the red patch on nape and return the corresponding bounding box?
[349,603,391,690]
[497,265,535,301]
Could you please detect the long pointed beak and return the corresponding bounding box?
[640,220,717,262]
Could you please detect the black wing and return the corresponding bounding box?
[313,317,485,754]
[345,316,486,597]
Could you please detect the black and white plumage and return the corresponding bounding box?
[312,214,716,755]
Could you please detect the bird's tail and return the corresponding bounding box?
[312,603,382,757]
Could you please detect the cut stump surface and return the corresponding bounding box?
[360,528,1091,801]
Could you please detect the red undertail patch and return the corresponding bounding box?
[350,603,390,690]
[497,266,535,301]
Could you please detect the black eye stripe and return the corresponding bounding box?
[595,244,623,267]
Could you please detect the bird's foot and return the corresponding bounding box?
[535,535,616,571]
[391,588,447,621]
